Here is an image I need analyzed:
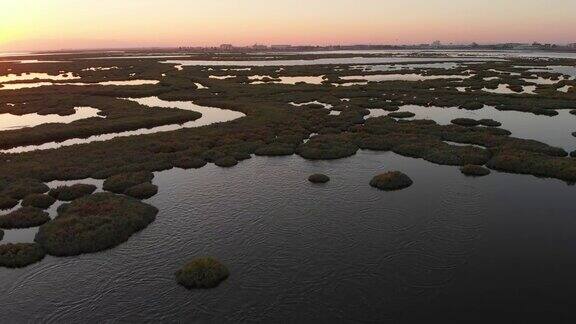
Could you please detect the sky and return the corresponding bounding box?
[1,0,575,51]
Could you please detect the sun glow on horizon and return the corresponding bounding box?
[1,0,575,52]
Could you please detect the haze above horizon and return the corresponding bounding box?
[1,0,575,52]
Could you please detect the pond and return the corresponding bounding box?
[0,107,103,131]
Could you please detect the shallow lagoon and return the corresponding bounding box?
[1,151,575,322]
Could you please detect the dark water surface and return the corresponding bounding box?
[1,151,575,323]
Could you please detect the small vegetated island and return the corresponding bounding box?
[175,257,230,289]
[370,171,413,191]
[34,192,158,256]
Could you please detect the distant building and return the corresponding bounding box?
[431,40,441,48]
[569,43,576,49]
[220,44,234,50]
[271,45,292,50]
[252,44,268,50]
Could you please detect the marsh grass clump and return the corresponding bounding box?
[388,111,416,119]
[21,194,56,209]
[478,119,502,127]
[370,171,413,191]
[0,229,3,241]
[103,171,154,194]
[460,164,491,177]
[297,135,359,160]
[0,243,46,268]
[34,192,158,256]
[0,207,50,229]
[0,178,49,200]
[308,174,330,183]
[0,195,18,210]
[124,183,158,199]
[461,102,484,110]
[451,118,480,127]
[49,184,97,201]
[175,257,230,289]
[173,157,207,169]
[254,143,295,156]
[214,156,238,167]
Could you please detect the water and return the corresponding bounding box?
[1,97,245,153]
[0,80,159,91]
[365,105,576,151]
[1,151,575,322]
[251,75,325,85]
[0,107,103,131]
[0,72,78,83]
[340,73,471,83]
[482,84,536,95]
[349,62,464,72]
[164,57,502,67]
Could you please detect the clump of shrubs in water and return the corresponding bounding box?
[103,171,154,194]
[34,193,158,256]
[124,183,158,199]
[254,143,295,156]
[388,111,416,119]
[0,207,50,229]
[460,164,491,177]
[297,135,359,160]
[21,194,56,209]
[451,118,501,127]
[0,243,46,268]
[175,257,230,289]
[571,151,576,158]
[0,178,49,200]
[461,102,484,110]
[479,119,502,127]
[308,174,330,183]
[173,157,207,169]
[0,195,18,210]
[49,184,97,201]
[370,171,413,191]
[214,156,238,167]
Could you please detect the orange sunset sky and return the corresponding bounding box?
[1,0,575,51]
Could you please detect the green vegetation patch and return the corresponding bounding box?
[49,184,97,201]
[214,156,239,167]
[460,164,491,177]
[35,192,158,256]
[388,111,416,119]
[0,178,49,200]
[124,183,158,199]
[254,143,296,156]
[308,174,330,183]
[370,171,413,191]
[173,157,207,169]
[103,171,154,194]
[0,195,18,210]
[0,243,46,268]
[175,257,230,289]
[297,134,359,160]
[21,194,56,209]
[0,207,50,229]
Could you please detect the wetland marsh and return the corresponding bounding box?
[0,49,575,322]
